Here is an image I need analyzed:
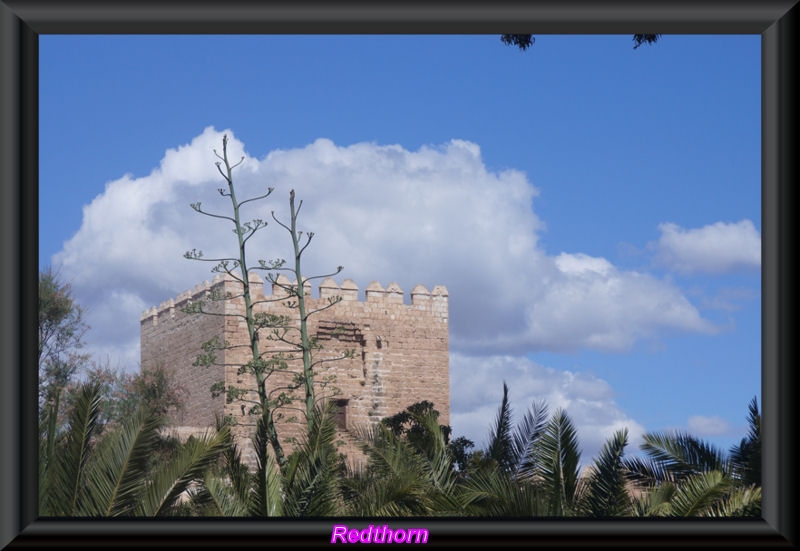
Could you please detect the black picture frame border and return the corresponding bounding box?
[1,1,796,548]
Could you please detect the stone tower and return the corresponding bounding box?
[140,272,449,467]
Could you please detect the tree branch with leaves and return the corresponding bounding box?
[184,135,349,474]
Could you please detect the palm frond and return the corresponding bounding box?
[249,416,283,517]
[667,470,732,517]
[459,468,548,517]
[223,438,253,508]
[137,427,230,516]
[84,408,164,516]
[193,474,250,516]
[703,484,761,517]
[345,422,442,516]
[408,407,455,489]
[282,401,344,517]
[534,408,581,516]
[41,381,104,516]
[485,382,515,473]
[38,387,64,488]
[729,396,761,487]
[344,468,431,517]
[212,412,253,506]
[630,482,677,517]
[581,428,631,517]
[39,392,65,511]
[623,454,672,488]
[513,399,549,482]
[366,433,431,514]
[639,431,727,482]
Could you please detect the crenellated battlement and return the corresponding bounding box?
[141,272,448,325]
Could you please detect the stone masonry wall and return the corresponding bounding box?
[140,272,449,469]
[140,279,226,429]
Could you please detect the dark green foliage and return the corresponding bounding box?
[87,408,164,516]
[535,409,581,516]
[448,436,475,474]
[38,266,88,374]
[458,466,549,517]
[194,401,348,517]
[625,397,762,517]
[633,34,661,49]
[500,34,535,51]
[40,381,103,516]
[729,397,760,487]
[345,404,459,517]
[485,383,515,472]
[38,382,761,518]
[460,384,583,516]
[249,416,283,516]
[381,400,452,462]
[40,381,228,517]
[629,431,728,485]
[580,429,631,517]
[80,362,187,427]
[139,430,230,517]
[282,402,346,517]
[38,267,90,434]
[501,33,661,51]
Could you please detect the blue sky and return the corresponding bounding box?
[40,34,761,465]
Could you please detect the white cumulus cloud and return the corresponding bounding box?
[653,220,761,275]
[513,253,719,353]
[687,415,731,437]
[55,127,720,366]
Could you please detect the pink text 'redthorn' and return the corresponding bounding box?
[331,524,429,544]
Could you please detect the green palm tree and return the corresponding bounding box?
[625,397,761,517]
[194,400,348,517]
[729,397,761,487]
[483,383,549,480]
[246,414,286,516]
[460,383,583,517]
[535,408,582,515]
[578,428,633,517]
[628,470,758,517]
[458,466,550,516]
[178,388,762,519]
[39,381,230,517]
[281,402,347,517]
[626,431,728,485]
[188,418,267,516]
[343,404,460,516]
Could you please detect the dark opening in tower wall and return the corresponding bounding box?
[334,399,349,430]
